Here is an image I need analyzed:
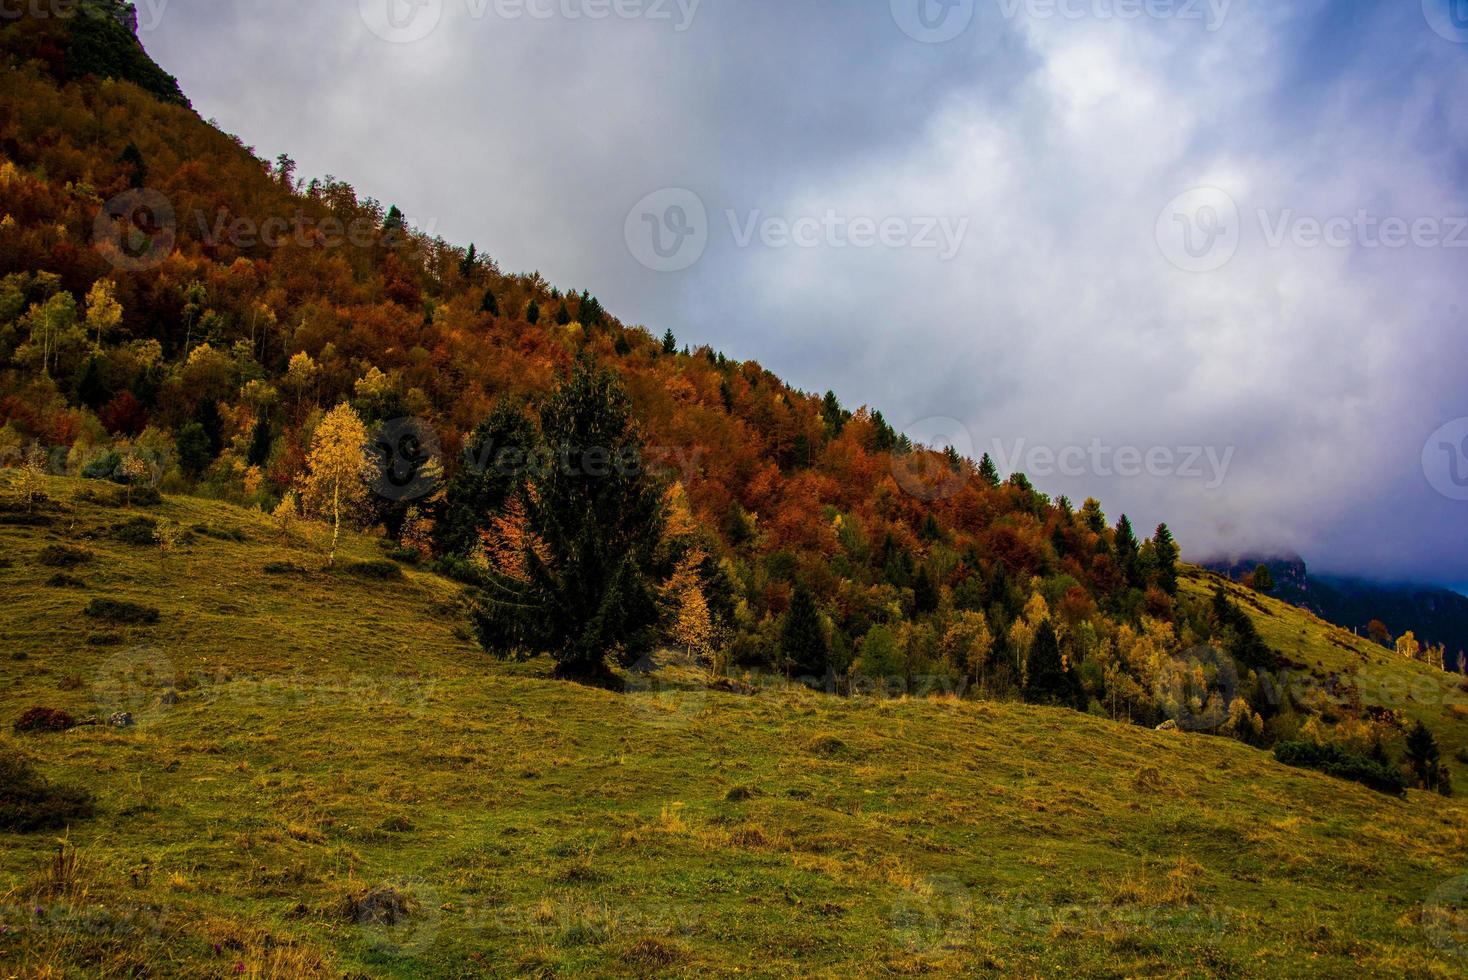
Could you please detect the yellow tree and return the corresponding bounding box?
[84,279,122,351]
[1396,631,1422,663]
[670,584,713,658]
[300,403,372,566]
[943,610,994,688]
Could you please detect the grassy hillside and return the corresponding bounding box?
[1180,569,1468,767]
[2,478,1467,978]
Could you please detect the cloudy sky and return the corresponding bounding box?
[138,0,1468,586]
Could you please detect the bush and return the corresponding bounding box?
[263,562,308,576]
[192,524,246,543]
[343,560,404,581]
[0,756,94,832]
[111,517,158,545]
[36,545,92,568]
[84,598,160,624]
[13,707,78,733]
[81,451,123,481]
[45,573,87,588]
[1274,741,1406,797]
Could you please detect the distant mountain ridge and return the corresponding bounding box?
[1203,554,1468,669]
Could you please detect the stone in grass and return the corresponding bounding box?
[109,712,135,728]
[339,885,418,927]
[159,690,181,707]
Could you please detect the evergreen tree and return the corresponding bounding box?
[1152,523,1180,595]
[870,411,897,453]
[555,301,571,326]
[175,421,212,476]
[1080,498,1107,535]
[119,142,147,188]
[1023,619,1078,707]
[1114,515,1142,587]
[913,566,939,615]
[480,288,499,316]
[978,453,1001,488]
[459,243,478,280]
[821,391,847,437]
[525,299,540,325]
[1405,721,1444,791]
[434,400,537,558]
[782,583,829,681]
[246,413,272,468]
[661,329,677,354]
[1249,564,1276,594]
[473,358,664,680]
[580,292,604,327]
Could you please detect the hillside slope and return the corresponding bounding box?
[2,477,1467,978]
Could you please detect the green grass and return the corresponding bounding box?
[1,477,1466,977]
[1180,568,1468,765]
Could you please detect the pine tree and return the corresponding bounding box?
[661,329,677,354]
[1405,721,1443,791]
[1114,515,1141,587]
[555,301,571,326]
[1249,564,1275,594]
[978,453,1001,488]
[1152,523,1180,595]
[525,299,540,325]
[472,358,664,680]
[434,400,537,558]
[480,288,499,316]
[1023,619,1078,707]
[913,565,939,615]
[821,391,846,437]
[781,583,829,681]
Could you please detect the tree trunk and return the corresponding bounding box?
[330,482,341,567]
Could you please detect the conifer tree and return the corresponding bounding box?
[1023,619,1078,707]
[662,329,677,354]
[1114,515,1142,587]
[782,583,829,681]
[525,299,540,325]
[1406,721,1444,792]
[480,288,499,316]
[1152,523,1180,595]
[978,453,1001,488]
[473,358,664,680]
[555,301,571,326]
[435,400,537,558]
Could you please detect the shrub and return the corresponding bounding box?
[0,756,94,832]
[84,598,161,624]
[1274,741,1406,797]
[192,524,246,543]
[36,545,92,568]
[13,707,78,733]
[343,560,404,581]
[111,517,158,545]
[45,573,87,588]
[263,562,308,576]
